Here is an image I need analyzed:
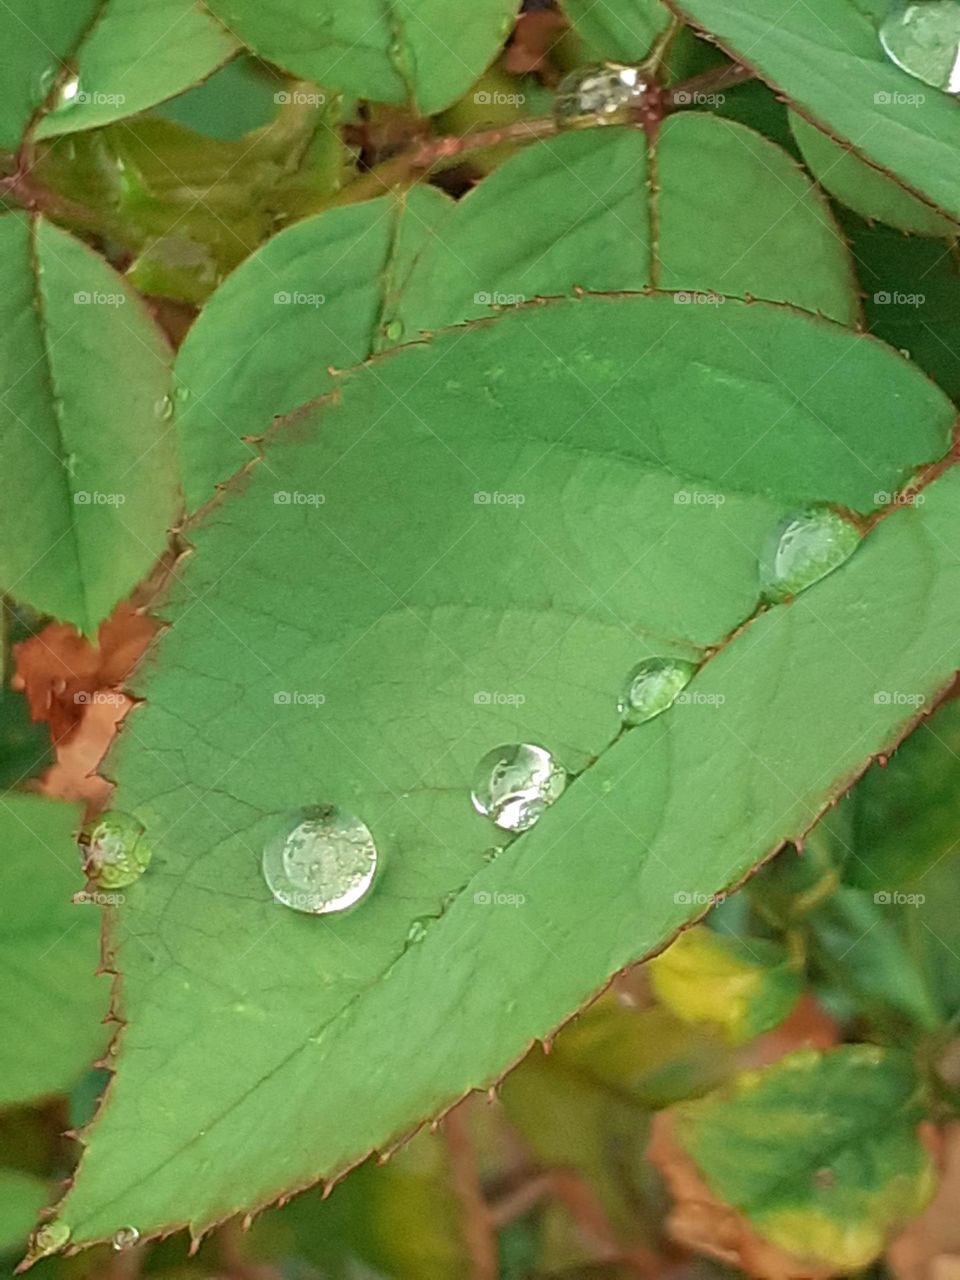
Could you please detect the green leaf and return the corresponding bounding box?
[790,111,959,238]
[33,0,238,140]
[558,0,671,62]
[673,1046,935,1269]
[0,793,108,1107]
[173,185,452,510]
[648,925,803,1045]
[672,0,960,222]
[0,0,99,151]
[0,214,178,632]
[176,117,855,509]
[0,603,54,789]
[51,295,960,1246]
[0,1169,50,1254]
[845,211,960,404]
[202,0,519,115]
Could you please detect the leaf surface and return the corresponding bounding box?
[53,296,960,1246]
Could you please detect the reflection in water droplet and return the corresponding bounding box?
[618,657,697,726]
[112,1227,141,1252]
[761,506,861,603]
[471,743,566,832]
[33,1221,71,1258]
[262,806,378,914]
[55,74,83,111]
[880,0,960,92]
[80,812,151,889]
[154,394,174,421]
[554,62,654,129]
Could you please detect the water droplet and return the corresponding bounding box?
[880,0,960,93]
[262,806,378,914]
[618,657,697,726]
[384,319,403,342]
[79,811,151,889]
[554,62,654,130]
[112,1226,141,1252]
[32,1221,71,1258]
[471,743,566,832]
[760,506,861,603]
[154,393,174,421]
[54,74,83,111]
[406,917,430,944]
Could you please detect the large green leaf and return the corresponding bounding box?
[558,0,671,61]
[0,1170,50,1254]
[50,296,960,1248]
[0,0,98,151]
[175,116,854,510]
[673,1046,934,1269]
[671,0,960,221]
[0,794,109,1107]
[0,214,178,632]
[33,0,237,140]
[202,0,518,115]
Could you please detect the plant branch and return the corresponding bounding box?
[444,1103,498,1280]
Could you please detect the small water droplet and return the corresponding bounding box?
[54,74,83,111]
[471,743,566,832]
[554,62,654,130]
[112,1226,141,1252]
[384,319,403,342]
[154,393,174,421]
[618,657,697,726]
[79,811,151,889]
[880,0,960,93]
[262,805,378,914]
[760,506,860,603]
[32,1221,71,1258]
[406,917,430,943]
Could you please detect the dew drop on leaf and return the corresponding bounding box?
[262,806,378,914]
[112,1226,141,1252]
[79,811,152,889]
[154,394,174,421]
[31,1220,71,1259]
[553,62,654,129]
[406,917,430,944]
[760,506,861,603]
[879,0,960,93]
[618,657,698,726]
[471,743,566,832]
[53,74,83,111]
[384,319,404,342]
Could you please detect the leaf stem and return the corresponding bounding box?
[444,1103,498,1280]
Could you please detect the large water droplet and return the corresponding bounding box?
[880,0,960,93]
[262,806,378,914]
[54,74,83,111]
[760,506,861,603]
[80,811,152,889]
[112,1226,141,1252]
[554,62,654,129]
[471,743,566,832]
[32,1221,71,1258]
[618,657,697,726]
